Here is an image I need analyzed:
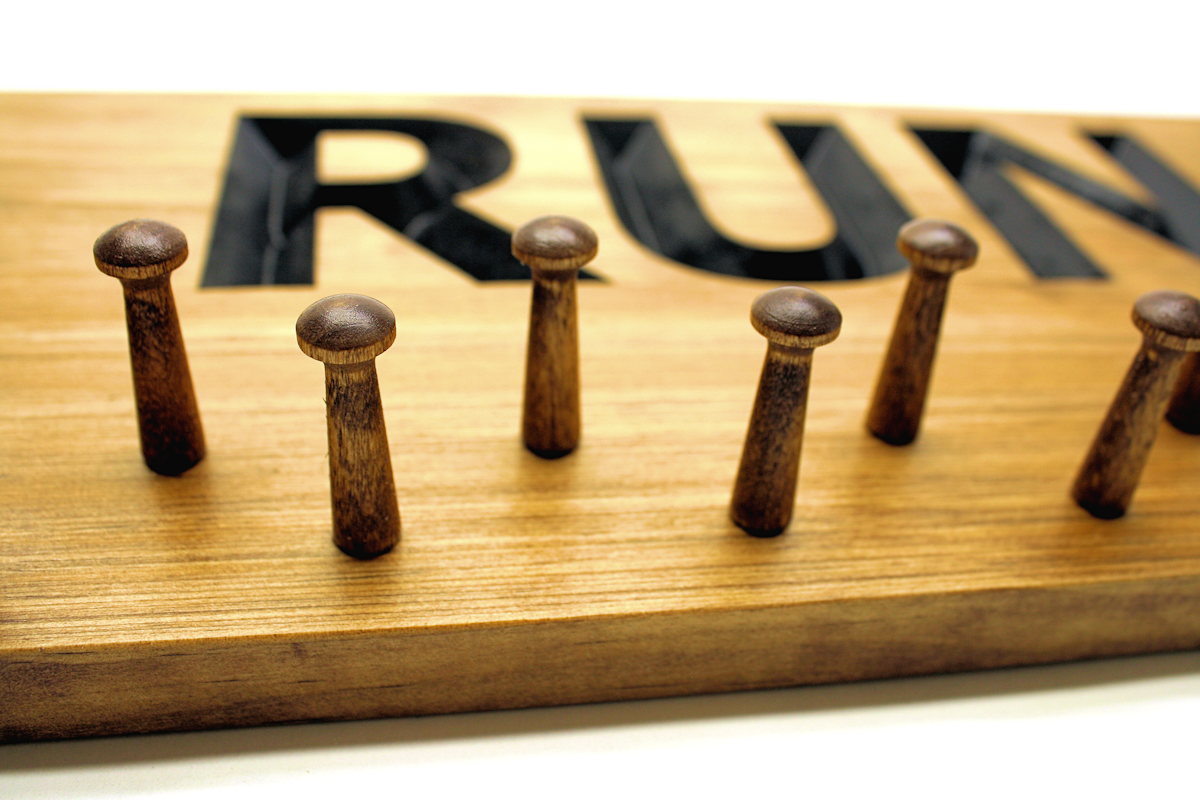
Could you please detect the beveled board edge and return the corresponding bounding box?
[5,574,1200,743]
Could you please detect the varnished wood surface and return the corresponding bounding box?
[3,93,1200,742]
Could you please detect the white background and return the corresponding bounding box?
[3,1,1199,797]
[3,0,1197,116]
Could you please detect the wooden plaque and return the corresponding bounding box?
[3,94,1200,743]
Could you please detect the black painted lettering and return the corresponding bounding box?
[584,118,912,281]
[204,116,538,286]
[913,128,1200,278]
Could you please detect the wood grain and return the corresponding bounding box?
[4,94,1200,742]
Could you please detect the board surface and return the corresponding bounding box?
[3,93,1200,743]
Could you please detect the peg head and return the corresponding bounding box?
[297,294,397,366]
[1133,290,1200,352]
[750,287,842,349]
[512,216,598,274]
[94,220,189,281]
[896,219,978,276]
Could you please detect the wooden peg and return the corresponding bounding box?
[297,294,400,559]
[94,219,205,476]
[867,219,978,445]
[731,287,842,537]
[1072,291,1200,519]
[513,215,598,458]
[1166,353,1200,434]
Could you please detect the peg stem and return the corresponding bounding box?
[119,275,206,476]
[1072,342,1187,518]
[867,270,950,445]
[731,343,814,535]
[325,361,400,558]
[523,271,580,458]
[1166,353,1200,434]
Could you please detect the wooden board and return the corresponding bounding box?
[3,93,1200,743]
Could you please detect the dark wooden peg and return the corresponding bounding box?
[513,215,598,458]
[297,294,400,559]
[1166,352,1200,434]
[867,218,978,445]
[731,287,842,537]
[1072,290,1200,519]
[94,219,205,476]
